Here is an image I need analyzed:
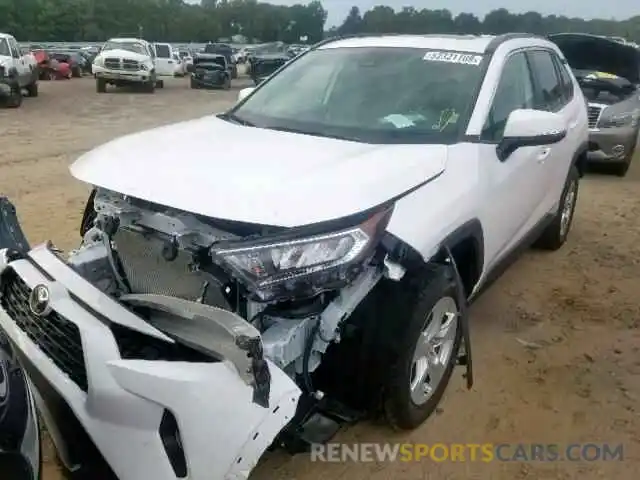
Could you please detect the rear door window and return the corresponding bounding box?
[527,50,565,111]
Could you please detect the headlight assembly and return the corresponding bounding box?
[211,207,393,301]
[598,110,639,129]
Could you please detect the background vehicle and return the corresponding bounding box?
[93,38,159,93]
[48,50,84,77]
[188,53,231,89]
[247,52,290,84]
[550,33,640,176]
[0,33,39,107]
[203,42,238,78]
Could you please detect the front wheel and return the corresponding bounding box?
[4,84,22,108]
[382,264,462,430]
[95,78,106,93]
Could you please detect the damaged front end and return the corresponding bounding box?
[0,189,394,479]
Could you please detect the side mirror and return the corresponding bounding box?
[497,109,567,161]
[237,87,254,102]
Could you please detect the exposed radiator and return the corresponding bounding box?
[113,227,230,309]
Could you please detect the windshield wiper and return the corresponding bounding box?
[263,125,361,142]
[217,112,255,126]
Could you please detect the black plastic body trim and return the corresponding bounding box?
[439,219,485,284]
[470,213,554,303]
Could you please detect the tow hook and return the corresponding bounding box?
[443,246,473,389]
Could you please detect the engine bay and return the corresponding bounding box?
[68,188,386,379]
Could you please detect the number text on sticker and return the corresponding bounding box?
[423,51,483,66]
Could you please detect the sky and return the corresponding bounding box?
[187,0,638,28]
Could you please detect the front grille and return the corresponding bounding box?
[0,269,88,391]
[103,57,121,70]
[122,59,140,71]
[588,105,604,129]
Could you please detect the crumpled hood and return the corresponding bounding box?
[94,49,149,63]
[549,33,640,84]
[70,116,448,227]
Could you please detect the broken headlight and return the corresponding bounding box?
[211,207,392,301]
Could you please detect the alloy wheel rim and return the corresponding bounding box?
[409,296,458,405]
[560,180,577,238]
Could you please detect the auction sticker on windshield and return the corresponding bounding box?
[423,51,482,65]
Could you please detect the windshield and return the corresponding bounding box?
[102,40,147,55]
[0,39,10,56]
[230,47,484,143]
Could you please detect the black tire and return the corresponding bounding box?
[143,79,155,93]
[190,77,199,89]
[79,188,97,237]
[223,75,231,90]
[96,78,106,93]
[0,333,42,479]
[5,84,22,108]
[156,79,164,88]
[382,264,463,430]
[25,81,38,98]
[533,165,580,251]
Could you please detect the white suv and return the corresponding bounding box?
[0,34,587,480]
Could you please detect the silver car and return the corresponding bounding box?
[551,33,640,176]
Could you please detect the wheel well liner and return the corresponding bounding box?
[381,219,484,296]
[573,140,588,177]
[440,219,484,296]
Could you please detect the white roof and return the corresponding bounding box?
[0,33,13,39]
[319,35,497,54]
[107,37,146,43]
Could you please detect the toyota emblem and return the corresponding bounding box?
[29,284,52,317]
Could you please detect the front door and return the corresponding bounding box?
[153,43,174,76]
[476,51,550,272]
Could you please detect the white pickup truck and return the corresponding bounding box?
[92,38,180,93]
[0,33,38,107]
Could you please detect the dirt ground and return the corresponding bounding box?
[1,76,638,480]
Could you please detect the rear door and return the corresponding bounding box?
[525,49,577,216]
[153,43,174,76]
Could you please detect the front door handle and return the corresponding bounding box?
[537,147,551,163]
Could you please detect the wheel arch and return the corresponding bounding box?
[381,219,484,297]
[573,140,588,177]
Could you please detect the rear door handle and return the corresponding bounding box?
[537,147,551,162]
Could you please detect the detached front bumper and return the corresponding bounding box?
[587,126,639,162]
[0,202,301,480]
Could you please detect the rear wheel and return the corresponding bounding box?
[223,75,231,90]
[534,165,579,250]
[190,77,199,89]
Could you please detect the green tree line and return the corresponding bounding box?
[1,0,640,44]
